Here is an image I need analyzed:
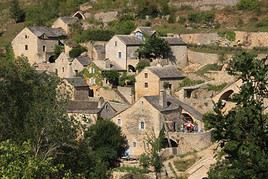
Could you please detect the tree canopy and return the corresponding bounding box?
[204,52,268,178]
[138,36,171,59]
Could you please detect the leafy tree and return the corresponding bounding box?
[138,36,171,59]
[0,140,67,178]
[69,46,87,58]
[54,45,64,59]
[119,72,135,86]
[237,0,260,10]
[74,29,114,43]
[102,71,120,86]
[110,20,136,35]
[10,0,25,23]
[0,57,77,159]
[204,52,268,178]
[85,119,127,169]
[136,59,151,72]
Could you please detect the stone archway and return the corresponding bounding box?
[219,90,234,101]
[182,113,194,123]
[48,55,56,63]
[72,11,86,20]
[163,138,178,148]
[128,65,136,72]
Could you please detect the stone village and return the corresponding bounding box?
[10,8,268,178]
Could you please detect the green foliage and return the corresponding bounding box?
[110,20,136,35]
[74,29,114,42]
[85,119,127,168]
[54,45,64,59]
[136,0,170,19]
[139,154,151,172]
[138,36,171,59]
[0,140,66,178]
[218,31,236,41]
[188,11,215,24]
[136,59,150,72]
[10,0,25,23]
[204,52,268,178]
[174,156,200,172]
[237,0,260,10]
[179,78,204,88]
[69,46,87,58]
[119,72,135,86]
[207,83,228,92]
[102,71,120,86]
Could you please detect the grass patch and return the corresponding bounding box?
[179,78,205,88]
[207,83,228,91]
[196,64,222,75]
[173,157,200,172]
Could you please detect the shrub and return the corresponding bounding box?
[110,20,136,35]
[237,0,260,10]
[179,78,204,88]
[188,11,215,24]
[218,31,236,41]
[69,46,87,58]
[207,83,228,91]
[74,29,114,42]
[136,60,150,72]
[119,72,135,86]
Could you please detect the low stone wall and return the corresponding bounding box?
[181,33,220,45]
[235,31,268,48]
[170,0,239,10]
[188,50,219,65]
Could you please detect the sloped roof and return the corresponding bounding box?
[75,56,91,66]
[108,101,130,114]
[65,77,88,87]
[59,16,79,25]
[162,37,186,45]
[117,35,143,46]
[134,27,156,37]
[92,60,125,71]
[144,95,203,120]
[67,100,100,114]
[144,95,181,112]
[28,26,66,38]
[147,65,185,79]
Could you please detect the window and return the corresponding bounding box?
[118,52,122,58]
[62,67,64,72]
[25,45,28,50]
[115,41,117,46]
[42,45,46,52]
[144,73,148,78]
[75,70,78,75]
[117,119,121,125]
[144,82,148,88]
[140,121,145,130]
[133,142,136,147]
[25,35,28,39]
[55,69,58,75]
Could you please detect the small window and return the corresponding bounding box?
[25,45,28,50]
[43,45,46,52]
[118,52,122,58]
[75,70,78,75]
[133,142,136,147]
[140,121,145,130]
[62,67,64,72]
[25,35,28,39]
[55,69,58,75]
[144,83,148,88]
[117,119,121,125]
[144,73,148,78]
[115,41,117,46]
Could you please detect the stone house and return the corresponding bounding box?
[135,65,185,100]
[99,101,129,119]
[53,52,90,78]
[105,35,143,72]
[52,16,79,34]
[12,27,66,65]
[65,77,90,100]
[111,91,204,157]
[131,26,156,40]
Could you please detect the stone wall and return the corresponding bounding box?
[180,33,221,46]
[117,86,134,104]
[96,87,127,103]
[94,11,118,23]
[188,50,219,65]
[170,0,239,10]
[235,31,268,48]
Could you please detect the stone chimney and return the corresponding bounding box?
[98,97,104,108]
[159,90,167,108]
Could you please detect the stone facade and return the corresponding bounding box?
[12,27,65,65]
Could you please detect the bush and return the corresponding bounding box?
[237,0,260,10]
[136,60,150,72]
[218,31,236,41]
[69,46,87,58]
[74,29,114,42]
[207,83,228,91]
[179,78,204,88]
[188,11,215,24]
[119,72,135,86]
[110,20,136,35]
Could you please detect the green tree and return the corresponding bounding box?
[136,59,151,72]
[0,57,77,159]
[119,72,135,86]
[10,0,25,23]
[204,52,268,178]
[237,0,260,10]
[138,36,171,59]
[84,119,127,176]
[111,20,136,35]
[102,71,120,86]
[69,46,87,58]
[0,140,67,178]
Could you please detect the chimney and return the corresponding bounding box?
[98,97,104,108]
[159,90,167,108]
